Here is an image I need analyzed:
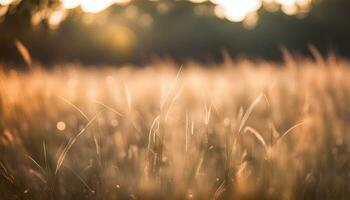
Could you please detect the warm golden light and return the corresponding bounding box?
[189,0,207,3]
[209,0,312,22]
[56,121,66,131]
[48,9,67,28]
[61,0,82,9]
[60,0,132,13]
[1,58,349,199]
[0,0,13,6]
[282,3,298,15]
[80,0,114,13]
[57,0,313,24]
[0,5,9,18]
[114,0,131,5]
[106,25,136,53]
[275,0,296,5]
[243,12,259,29]
[210,0,261,22]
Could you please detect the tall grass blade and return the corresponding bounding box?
[59,96,90,121]
[160,66,182,109]
[27,155,45,174]
[15,39,32,67]
[244,126,267,151]
[94,101,123,116]
[65,165,95,193]
[275,121,305,145]
[148,115,160,150]
[238,94,263,133]
[55,110,104,175]
[124,83,132,113]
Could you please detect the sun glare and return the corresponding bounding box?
[80,0,115,13]
[57,0,313,23]
[0,0,13,6]
[197,0,312,23]
[215,0,262,22]
[61,0,82,9]
[48,9,67,28]
[60,0,131,13]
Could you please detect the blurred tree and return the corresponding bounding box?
[0,0,350,66]
[2,0,60,32]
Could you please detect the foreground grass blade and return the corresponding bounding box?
[238,94,263,133]
[55,110,104,175]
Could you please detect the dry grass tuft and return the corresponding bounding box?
[0,58,350,199]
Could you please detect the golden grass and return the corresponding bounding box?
[0,57,350,199]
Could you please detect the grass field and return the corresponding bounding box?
[1,56,350,200]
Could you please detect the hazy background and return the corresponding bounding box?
[0,0,349,65]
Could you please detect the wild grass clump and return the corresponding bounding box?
[0,57,350,199]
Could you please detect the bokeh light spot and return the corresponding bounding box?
[0,0,13,6]
[81,0,114,13]
[56,0,313,26]
[56,121,66,131]
[61,0,81,9]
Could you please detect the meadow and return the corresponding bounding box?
[0,55,350,200]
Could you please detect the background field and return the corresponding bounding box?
[1,56,350,200]
[1,0,350,199]
[2,0,350,64]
